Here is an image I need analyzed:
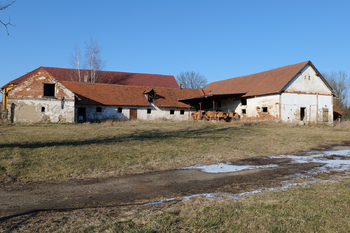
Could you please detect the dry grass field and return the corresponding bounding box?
[0,120,349,184]
[1,120,350,232]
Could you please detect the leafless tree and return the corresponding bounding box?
[323,70,349,111]
[69,44,82,82]
[1,0,16,35]
[84,38,105,83]
[176,71,207,89]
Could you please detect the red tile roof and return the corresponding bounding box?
[204,61,312,97]
[61,81,203,108]
[2,67,179,89]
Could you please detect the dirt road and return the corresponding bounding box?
[0,157,322,219]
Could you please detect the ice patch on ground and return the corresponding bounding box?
[145,147,350,206]
[183,163,277,173]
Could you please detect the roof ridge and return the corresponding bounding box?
[61,81,198,91]
[43,67,174,77]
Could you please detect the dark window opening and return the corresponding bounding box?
[147,109,151,114]
[180,110,185,115]
[118,107,123,113]
[242,109,246,114]
[96,107,102,112]
[262,107,268,113]
[41,107,45,112]
[241,98,247,106]
[43,83,55,97]
[170,109,175,115]
[146,89,156,103]
[300,107,306,121]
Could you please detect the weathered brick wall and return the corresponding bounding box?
[7,68,76,123]
[8,69,75,101]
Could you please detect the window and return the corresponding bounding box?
[43,83,55,97]
[118,107,123,113]
[170,109,175,115]
[147,109,151,114]
[180,110,185,115]
[41,107,45,112]
[242,109,246,114]
[241,98,247,106]
[262,107,268,113]
[96,107,102,112]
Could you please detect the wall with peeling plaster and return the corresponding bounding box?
[242,94,280,121]
[280,93,333,123]
[7,69,76,123]
[8,99,75,123]
[77,104,194,122]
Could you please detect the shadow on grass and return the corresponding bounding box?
[0,125,246,149]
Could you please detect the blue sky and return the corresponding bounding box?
[1,0,350,101]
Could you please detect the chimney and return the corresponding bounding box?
[180,84,182,89]
[84,73,88,83]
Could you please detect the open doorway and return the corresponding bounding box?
[300,107,306,121]
[77,107,86,123]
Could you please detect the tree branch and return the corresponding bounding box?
[1,0,16,35]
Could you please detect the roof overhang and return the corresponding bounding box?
[178,93,245,108]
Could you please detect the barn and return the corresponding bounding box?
[1,67,201,123]
[179,61,335,124]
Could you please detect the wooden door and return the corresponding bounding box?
[323,109,329,122]
[130,109,137,120]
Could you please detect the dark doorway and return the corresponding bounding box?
[77,107,86,123]
[130,109,137,120]
[300,107,306,121]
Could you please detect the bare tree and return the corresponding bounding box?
[323,70,349,111]
[1,0,16,35]
[176,71,207,89]
[69,44,82,82]
[84,38,105,83]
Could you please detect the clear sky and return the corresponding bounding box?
[1,0,350,102]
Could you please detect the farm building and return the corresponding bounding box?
[179,61,335,124]
[1,61,336,124]
[1,67,202,123]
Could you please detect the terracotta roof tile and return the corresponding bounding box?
[2,67,179,89]
[61,81,203,108]
[204,61,310,97]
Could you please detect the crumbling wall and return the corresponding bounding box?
[7,69,75,123]
[7,99,75,123]
[242,94,280,121]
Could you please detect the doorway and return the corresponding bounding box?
[130,109,137,120]
[77,107,86,122]
[300,107,306,121]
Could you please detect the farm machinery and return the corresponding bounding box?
[191,110,239,122]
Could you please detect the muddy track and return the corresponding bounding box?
[0,158,323,220]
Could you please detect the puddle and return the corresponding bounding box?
[146,146,350,205]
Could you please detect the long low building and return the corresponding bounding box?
[1,67,202,123]
[1,61,336,124]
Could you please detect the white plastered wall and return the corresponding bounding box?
[77,104,194,122]
[284,65,332,95]
[280,93,333,123]
[242,94,280,120]
[8,99,75,123]
[281,64,333,123]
